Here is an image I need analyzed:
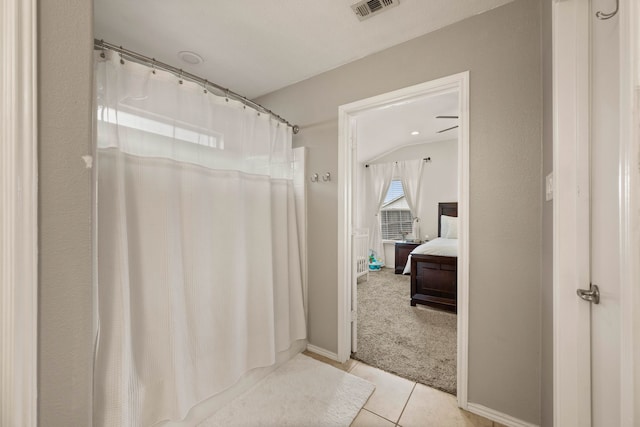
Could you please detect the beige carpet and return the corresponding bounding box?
[353,267,457,394]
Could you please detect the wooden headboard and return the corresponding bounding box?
[437,202,458,237]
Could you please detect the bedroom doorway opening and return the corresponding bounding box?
[337,72,470,406]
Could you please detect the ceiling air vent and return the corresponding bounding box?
[351,0,399,21]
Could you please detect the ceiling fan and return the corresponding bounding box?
[436,115,459,133]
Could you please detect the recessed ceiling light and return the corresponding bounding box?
[178,51,204,65]
[411,131,420,136]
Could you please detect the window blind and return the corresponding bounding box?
[380,209,413,240]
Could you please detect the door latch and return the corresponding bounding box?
[577,283,600,304]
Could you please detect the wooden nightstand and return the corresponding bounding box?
[394,242,421,274]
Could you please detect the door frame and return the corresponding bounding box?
[0,0,39,425]
[618,0,640,423]
[553,0,640,425]
[337,71,470,406]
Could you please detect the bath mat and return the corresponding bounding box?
[197,353,374,427]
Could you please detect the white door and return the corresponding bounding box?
[553,1,592,424]
[554,0,638,425]
[590,0,621,424]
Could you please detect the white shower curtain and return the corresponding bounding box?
[396,159,425,240]
[365,163,394,263]
[93,53,306,426]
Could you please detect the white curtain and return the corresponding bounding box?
[365,163,395,263]
[396,159,425,240]
[93,52,306,426]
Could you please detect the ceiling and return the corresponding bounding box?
[94,0,514,99]
[355,91,459,163]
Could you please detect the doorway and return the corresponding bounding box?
[337,72,470,407]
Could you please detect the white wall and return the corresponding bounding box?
[257,0,542,423]
[382,242,396,268]
[368,140,458,241]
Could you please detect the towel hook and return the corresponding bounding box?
[596,0,618,20]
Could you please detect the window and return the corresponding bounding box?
[98,106,223,149]
[380,180,413,240]
[380,209,413,240]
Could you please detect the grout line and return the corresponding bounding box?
[363,409,397,426]
[348,360,359,372]
[395,382,417,425]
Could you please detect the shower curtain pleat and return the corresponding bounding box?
[93,52,306,426]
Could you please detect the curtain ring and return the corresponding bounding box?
[178,69,183,85]
[203,80,208,94]
[119,51,125,65]
[225,89,229,102]
[151,59,156,74]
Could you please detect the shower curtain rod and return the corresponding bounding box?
[94,39,300,134]
[364,157,431,167]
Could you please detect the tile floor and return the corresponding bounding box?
[303,351,507,427]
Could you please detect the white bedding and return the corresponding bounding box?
[402,237,458,275]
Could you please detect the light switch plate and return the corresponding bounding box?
[545,172,554,201]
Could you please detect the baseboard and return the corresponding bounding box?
[466,403,539,427]
[305,344,339,362]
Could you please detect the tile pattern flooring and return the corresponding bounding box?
[303,351,508,427]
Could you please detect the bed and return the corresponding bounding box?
[406,202,458,312]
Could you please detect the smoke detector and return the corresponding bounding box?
[178,51,204,65]
[351,0,399,21]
